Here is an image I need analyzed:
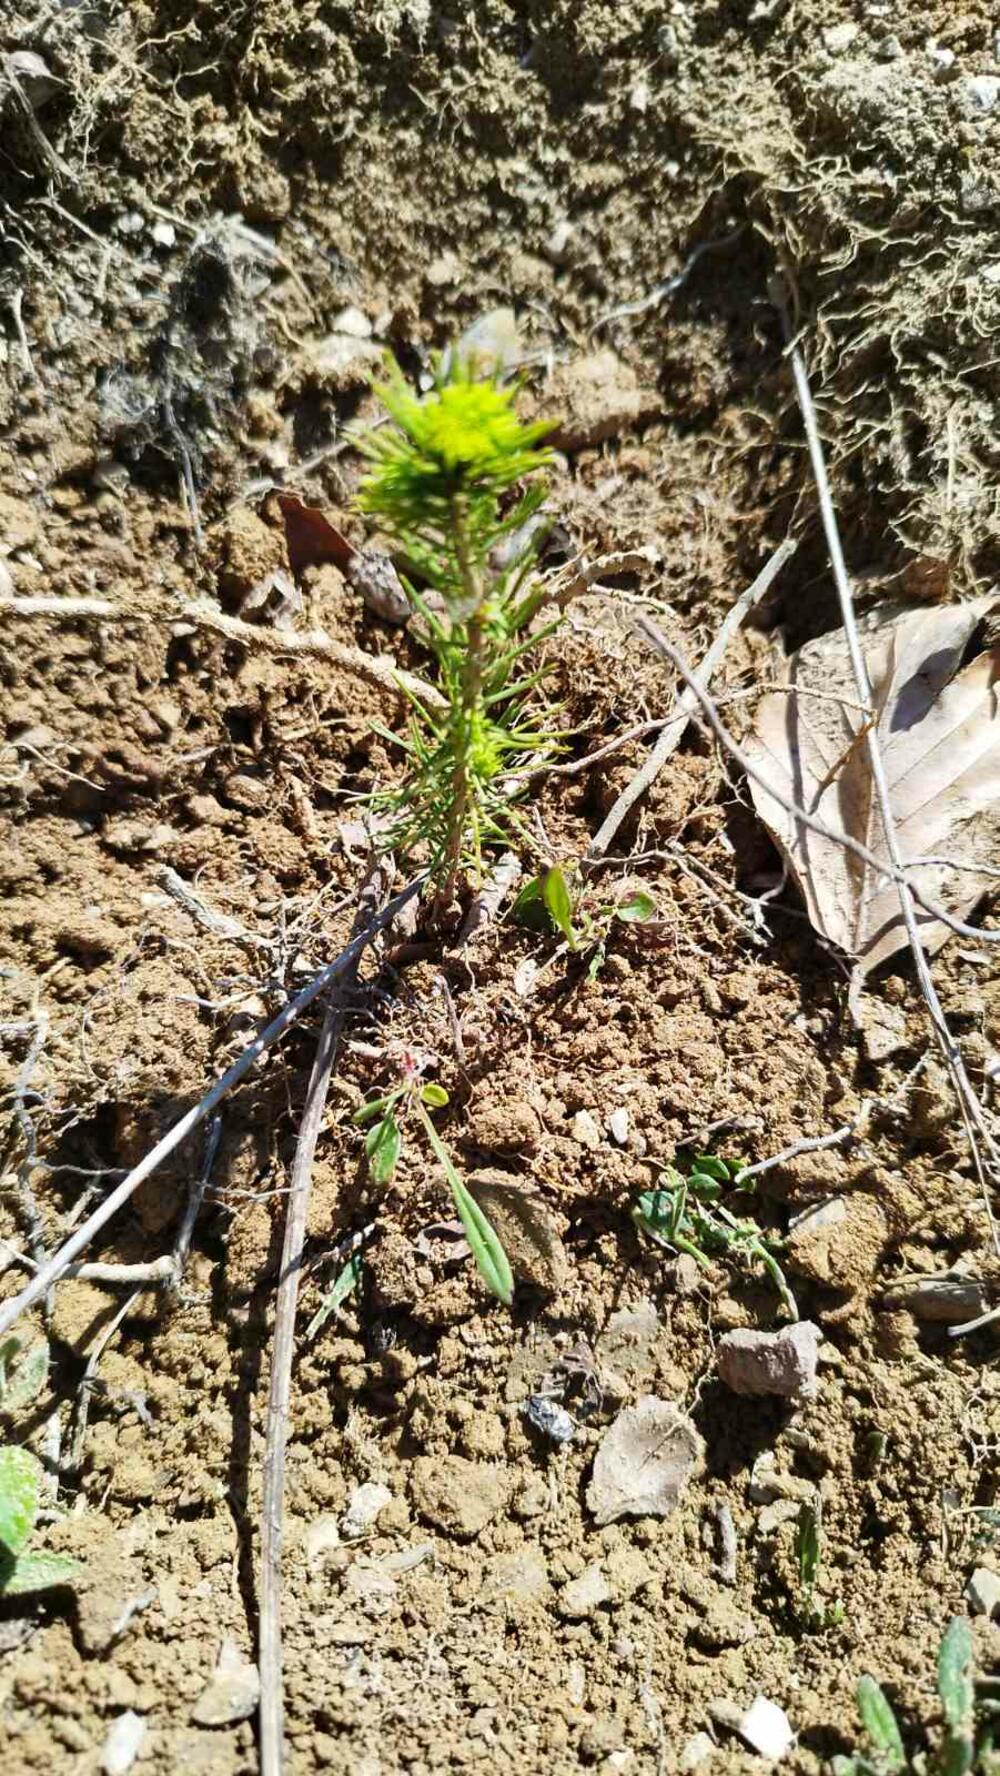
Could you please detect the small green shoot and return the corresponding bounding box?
[0,1338,49,1415]
[307,1250,364,1340]
[512,863,657,977]
[357,351,562,905]
[353,1054,513,1306]
[632,1152,798,1320]
[834,1618,1000,1776]
[794,1496,844,1630]
[0,1444,80,1597]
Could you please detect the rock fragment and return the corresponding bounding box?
[586,1396,702,1525]
[558,1563,612,1619]
[191,1639,260,1727]
[341,1482,393,1540]
[967,1567,1000,1618]
[716,1323,820,1400]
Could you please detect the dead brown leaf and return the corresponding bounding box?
[744,599,1000,973]
[466,1170,567,1295]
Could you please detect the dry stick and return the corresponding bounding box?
[0,875,426,1341]
[774,300,1000,1290]
[259,858,393,1776]
[0,597,447,712]
[179,604,448,710]
[585,535,798,861]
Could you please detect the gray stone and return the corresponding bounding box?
[341,1481,392,1539]
[586,1397,703,1525]
[558,1562,613,1618]
[191,1639,260,1727]
[967,1566,1000,1618]
[716,1322,821,1400]
[964,75,1000,114]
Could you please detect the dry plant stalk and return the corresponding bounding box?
[259,859,393,1776]
[0,876,426,1340]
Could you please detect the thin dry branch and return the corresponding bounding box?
[0,596,446,711]
[259,859,393,1776]
[774,294,1000,1274]
[585,536,797,861]
[0,875,426,1340]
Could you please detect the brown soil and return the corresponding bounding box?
[3,3,1000,1773]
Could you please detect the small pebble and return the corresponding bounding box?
[738,1696,795,1760]
[558,1563,612,1619]
[681,1732,715,1772]
[332,304,373,338]
[101,1712,146,1776]
[716,1322,821,1401]
[608,1108,630,1145]
[341,1482,393,1539]
[967,1567,1000,1618]
[964,75,1000,114]
[522,1394,575,1444]
[191,1640,260,1727]
[822,22,858,53]
[571,1109,602,1150]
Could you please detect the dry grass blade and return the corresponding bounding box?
[745,598,1000,972]
[259,859,393,1776]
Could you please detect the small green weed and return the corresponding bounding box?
[512,863,657,977]
[794,1496,844,1631]
[357,353,561,905]
[0,1444,80,1597]
[834,1618,1000,1775]
[632,1153,798,1320]
[353,1051,513,1306]
[0,1336,49,1415]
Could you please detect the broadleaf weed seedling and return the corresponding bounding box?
[0,1444,81,1598]
[512,863,658,978]
[353,1050,513,1306]
[632,1152,798,1320]
[357,354,564,908]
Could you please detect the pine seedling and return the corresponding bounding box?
[794,1496,845,1630]
[357,354,561,907]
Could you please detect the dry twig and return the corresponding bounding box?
[259,858,393,1776]
[773,293,1000,1285]
[0,874,426,1340]
[585,536,797,861]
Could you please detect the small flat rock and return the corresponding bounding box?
[558,1562,613,1618]
[331,304,373,338]
[823,22,858,52]
[964,75,1000,114]
[571,1109,602,1150]
[607,1108,630,1145]
[967,1566,1000,1618]
[716,1323,820,1400]
[191,1639,260,1727]
[101,1711,147,1776]
[410,1455,509,1538]
[857,998,909,1062]
[681,1732,716,1771]
[341,1481,393,1539]
[738,1696,795,1760]
[595,1300,660,1380]
[305,1515,342,1560]
[586,1396,703,1525]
